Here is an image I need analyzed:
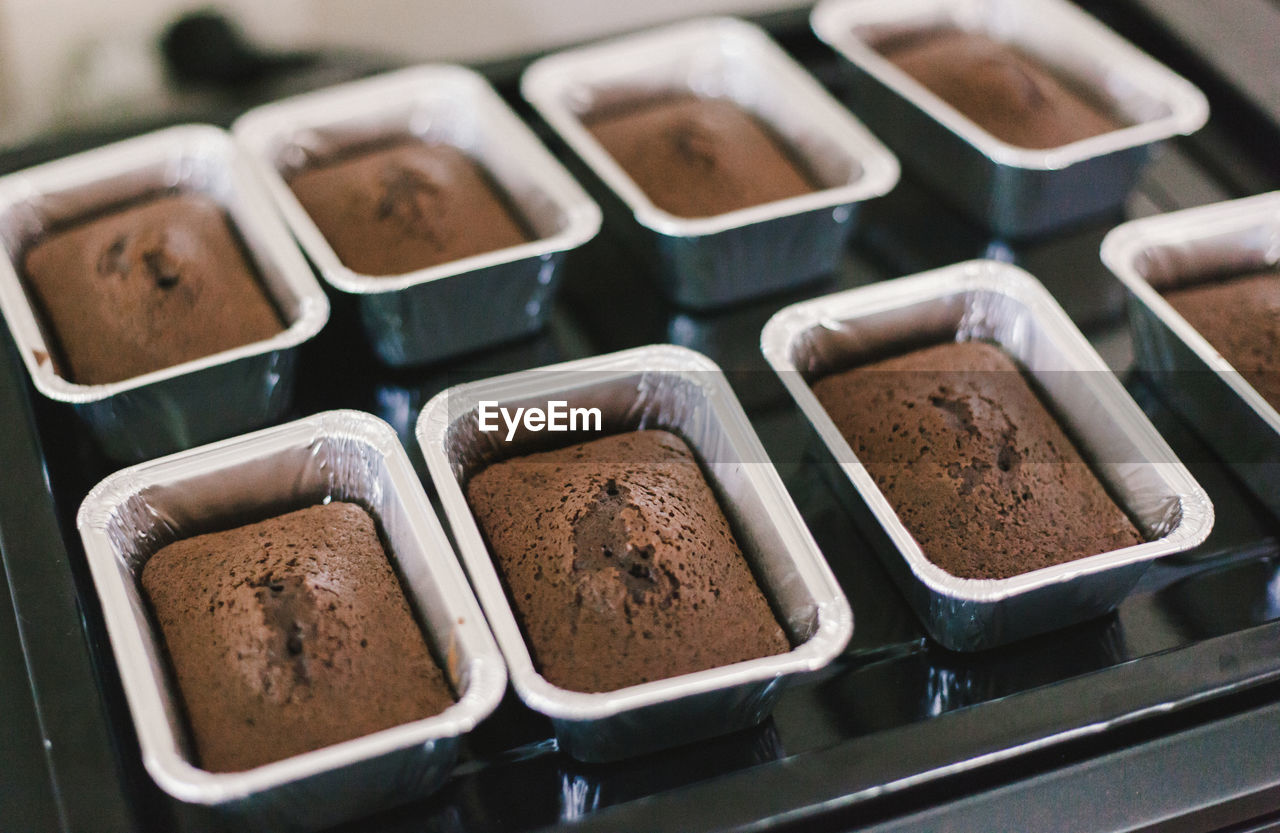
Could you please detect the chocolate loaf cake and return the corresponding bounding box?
[21,193,283,385]
[1164,268,1280,410]
[879,30,1122,149]
[812,341,1143,579]
[141,501,454,772]
[585,94,817,218]
[466,429,789,693]
[289,139,531,276]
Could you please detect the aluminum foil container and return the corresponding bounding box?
[1101,191,1280,518]
[76,410,507,832]
[811,0,1209,238]
[0,125,329,462]
[761,260,1213,651]
[520,17,900,310]
[233,64,601,367]
[416,344,853,762]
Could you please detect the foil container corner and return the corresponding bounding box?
[811,0,1209,238]
[416,343,853,761]
[762,259,1213,651]
[0,124,330,462]
[1102,190,1280,519]
[521,16,900,309]
[233,64,602,367]
[76,409,507,832]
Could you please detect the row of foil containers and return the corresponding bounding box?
[0,6,1206,462]
[76,251,1231,829]
[77,347,853,830]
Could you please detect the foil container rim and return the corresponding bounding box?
[0,123,330,405]
[760,259,1214,603]
[416,343,853,723]
[809,0,1210,171]
[232,62,603,296]
[76,409,507,805]
[1100,190,1280,434]
[519,16,901,239]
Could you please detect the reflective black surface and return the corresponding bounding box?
[3,5,1280,832]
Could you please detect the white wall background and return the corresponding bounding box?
[294,0,808,59]
[0,0,808,145]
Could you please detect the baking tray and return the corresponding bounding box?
[2,5,1280,833]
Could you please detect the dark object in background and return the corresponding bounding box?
[161,9,317,88]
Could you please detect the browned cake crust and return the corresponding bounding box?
[466,430,789,693]
[288,139,531,276]
[22,193,283,385]
[1164,269,1280,410]
[812,341,1143,580]
[141,502,454,773]
[585,95,817,219]
[880,30,1122,149]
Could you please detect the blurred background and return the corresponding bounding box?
[0,0,809,146]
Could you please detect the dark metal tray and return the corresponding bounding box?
[3,4,1280,831]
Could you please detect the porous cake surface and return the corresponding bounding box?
[1163,269,1280,410]
[880,30,1122,149]
[289,138,531,276]
[466,429,790,693]
[812,341,1143,580]
[22,192,283,385]
[141,501,454,773]
[585,95,817,218]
